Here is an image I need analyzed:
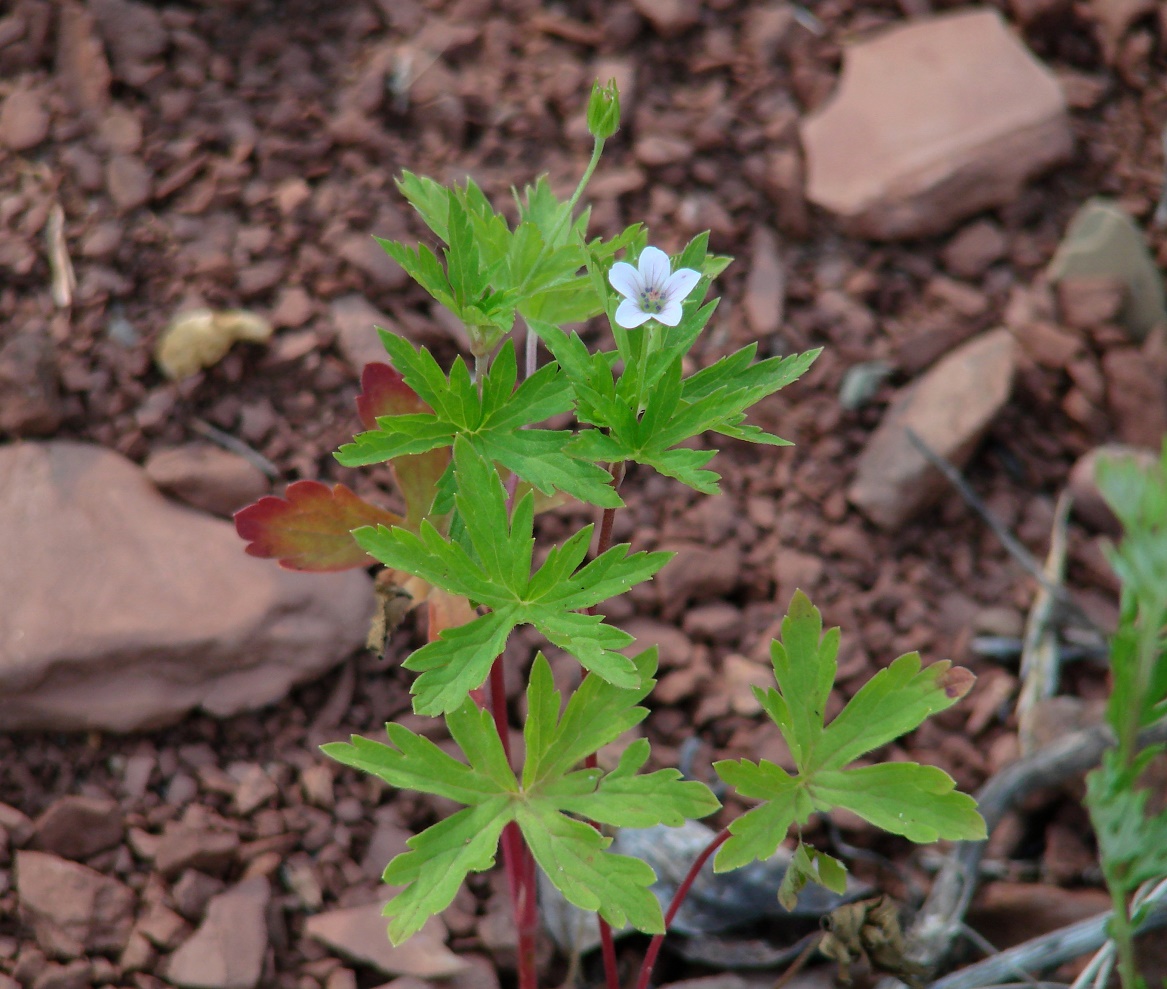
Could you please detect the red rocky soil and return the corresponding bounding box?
[1,0,1166,987]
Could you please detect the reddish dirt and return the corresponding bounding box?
[1,0,1165,986]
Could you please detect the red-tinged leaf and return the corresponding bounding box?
[395,448,450,529]
[235,481,401,571]
[427,587,477,642]
[357,362,429,429]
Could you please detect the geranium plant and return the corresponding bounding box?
[235,81,985,989]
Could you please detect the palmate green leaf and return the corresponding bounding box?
[336,335,620,508]
[354,441,671,714]
[714,592,985,876]
[328,651,719,944]
[808,764,985,843]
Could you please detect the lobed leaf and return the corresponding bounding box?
[234,481,401,571]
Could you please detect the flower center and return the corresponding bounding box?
[638,287,665,313]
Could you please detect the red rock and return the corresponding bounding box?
[31,796,124,861]
[743,227,785,338]
[0,331,62,436]
[306,905,467,979]
[145,444,270,519]
[154,825,240,878]
[969,882,1110,949]
[171,870,227,922]
[0,442,371,731]
[1056,275,1126,329]
[633,134,694,168]
[15,851,135,959]
[655,543,741,618]
[27,960,90,989]
[330,295,394,374]
[338,233,408,291]
[617,616,695,669]
[270,286,315,328]
[802,10,1071,239]
[1102,348,1167,447]
[0,87,50,150]
[88,0,167,85]
[941,220,1007,279]
[55,1,112,117]
[630,0,699,37]
[1010,320,1083,369]
[165,877,270,989]
[849,329,1015,530]
[106,155,153,212]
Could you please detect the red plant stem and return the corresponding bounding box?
[634,828,731,989]
[486,657,540,989]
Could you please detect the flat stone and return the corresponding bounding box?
[0,331,62,436]
[337,234,408,291]
[31,796,124,861]
[655,543,741,619]
[1048,198,1167,340]
[0,442,372,731]
[145,443,270,519]
[55,0,112,117]
[106,154,153,212]
[849,329,1015,529]
[941,219,1008,279]
[630,0,700,37]
[330,294,394,374]
[16,851,135,959]
[306,904,467,979]
[802,9,1071,239]
[743,227,785,337]
[154,825,241,879]
[166,877,270,989]
[0,87,50,151]
[1102,348,1167,447]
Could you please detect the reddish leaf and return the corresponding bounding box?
[395,448,450,529]
[235,481,401,572]
[356,362,429,429]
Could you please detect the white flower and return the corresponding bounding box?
[608,246,700,329]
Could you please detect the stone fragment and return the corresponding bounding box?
[15,851,135,959]
[172,870,227,922]
[145,444,270,519]
[337,234,408,291]
[849,329,1015,530]
[0,87,50,151]
[969,882,1111,949]
[55,1,112,117]
[28,960,90,989]
[306,905,467,979]
[166,877,269,989]
[106,154,152,211]
[941,220,1007,279]
[360,813,411,881]
[1010,321,1082,369]
[0,442,372,732]
[1101,349,1167,447]
[1056,274,1126,329]
[1048,199,1167,340]
[801,10,1071,239]
[136,901,189,950]
[630,0,699,37]
[330,294,394,374]
[154,825,240,878]
[0,331,62,436]
[1068,444,1158,535]
[722,655,772,716]
[31,796,124,861]
[229,764,278,816]
[270,286,314,328]
[0,803,35,847]
[88,0,167,86]
[743,227,785,337]
[633,134,694,168]
[654,543,741,618]
[617,617,695,669]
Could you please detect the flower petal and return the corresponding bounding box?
[615,298,653,328]
[608,261,643,300]
[663,267,701,305]
[656,300,684,326]
[637,246,671,291]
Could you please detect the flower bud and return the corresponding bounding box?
[586,79,621,140]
